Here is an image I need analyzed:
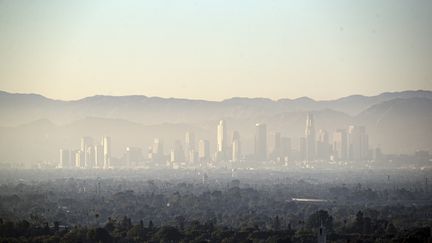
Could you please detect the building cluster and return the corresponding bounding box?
[301,113,369,162]
[58,136,111,169]
[58,113,370,168]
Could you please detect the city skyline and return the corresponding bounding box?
[57,115,375,169]
[1,2,431,241]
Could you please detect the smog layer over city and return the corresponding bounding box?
[1,1,432,242]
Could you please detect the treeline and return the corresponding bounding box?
[1,210,430,243]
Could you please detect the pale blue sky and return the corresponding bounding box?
[0,0,431,100]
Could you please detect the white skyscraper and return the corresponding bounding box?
[85,146,96,168]
[216,120,227,161]
[305,113,316,162]
[217,120,226,153]
[80,136,94,167]
[103,136,111,169]
[59,149,71,168]
[185,131,195,151]
[75,150,84,168]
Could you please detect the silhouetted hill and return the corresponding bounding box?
[1,90,431,126]
[357,97,432,153]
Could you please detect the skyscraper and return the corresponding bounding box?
[271,133,291,162]
[216,120,227,161]
[75,150,84,168]
[333,129,348,161]
[217,120,226,152]
[348,125,369,161]
[185,131,195,163]
[198,139,210,162]
[94,144,104,168]
[232,131,241,162]
[85,146,96,168]
[185,131,195,151]
[80,136,94,167]
[103,136,111,169]
[59,149,71,168]
[254,123,267,161]
[305,113,316,162]
[316,129,330,160]
[170,140,185,163]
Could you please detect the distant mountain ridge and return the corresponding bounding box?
[1,90,431,126]
[0,90,431,164]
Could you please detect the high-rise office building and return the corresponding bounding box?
[94,144,104,168]
[59,149,71,168]
[217,120,227,152]
[103,136,111,169]
[185,131,195,162]
[348,125,369,161]
[198,139,210,162]
[316,129,330,160]
[232,131,241,162]
[75,150,84,168]
[333,129,348,161]
[85,146,96,168]
[254,123,267,161]
[80,136,94,167]
[170,140,185,163]
[185,131,195,151]
[271,132,291,162]
[305,113,316,162]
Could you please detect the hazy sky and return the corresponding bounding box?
[0,0,431,100]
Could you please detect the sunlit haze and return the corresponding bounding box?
[1,0,431,100]
[0,2,431,242]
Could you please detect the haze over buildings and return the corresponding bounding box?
[0,89,431,168]
[53,112,427,170]
[0,2,431,242]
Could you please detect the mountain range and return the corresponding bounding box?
[0,90,431,164]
